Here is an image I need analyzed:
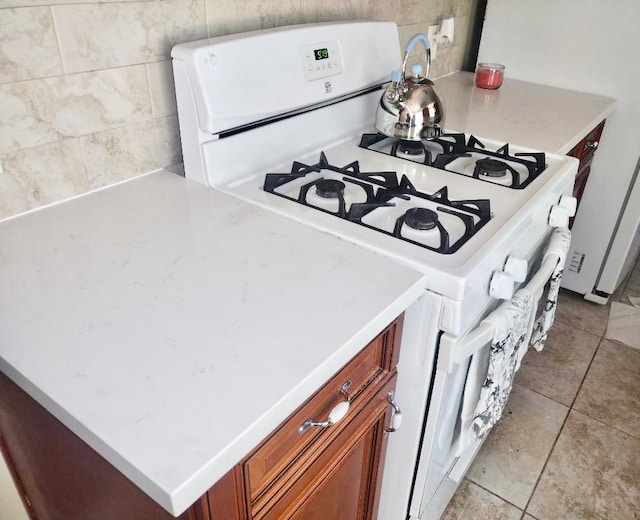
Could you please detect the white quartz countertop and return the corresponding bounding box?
[0,171,426,516]
[435,72,616,154]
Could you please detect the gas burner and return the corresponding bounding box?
[475,158,508,178]
[391,140,429,163]
[359,132,547,189]
[404,208,438,230]
[316,179,345,199]
[263,153,492,254]
[396,141,424,156]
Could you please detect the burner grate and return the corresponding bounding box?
[263,153,492,254]
[359,132,547,189]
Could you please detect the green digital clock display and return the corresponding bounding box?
[314,48,330,60]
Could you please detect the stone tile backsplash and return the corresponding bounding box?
[0,0,475,219]
[205,0,301,38]
[0,6,63,83]
[52,1,208,73]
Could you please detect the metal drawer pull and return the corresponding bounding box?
[298,380,352,435]
[385,391,403,433]
[585,140,599,149]
[299,401,350,434]
[339,379,352,401]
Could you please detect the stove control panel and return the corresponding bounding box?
[301,40,344,81]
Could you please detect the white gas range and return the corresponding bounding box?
[172,21,577,520]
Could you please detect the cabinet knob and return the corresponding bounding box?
[585,140,599,150]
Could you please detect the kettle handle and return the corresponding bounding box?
[401,33,432,80]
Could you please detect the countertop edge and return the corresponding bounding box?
[556,99,617,155]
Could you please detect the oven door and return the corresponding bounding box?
[408,237,566,520]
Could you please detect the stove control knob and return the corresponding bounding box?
[489,271,515,300]
[559,195,577,217]
[548,205,570,228]
[504,256,528,283]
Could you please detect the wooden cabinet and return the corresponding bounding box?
[256,377,395,520]
[0,373,193,520]
[204,315,404,520]
[0,315,403,520]
[567,120,606,227]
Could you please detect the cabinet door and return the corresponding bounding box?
[567,119,606,228]
[257,377,395,520]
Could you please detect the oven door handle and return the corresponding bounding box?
[526,252,563,301]
[437,251,563,373]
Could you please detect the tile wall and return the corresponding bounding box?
[0,0,475,219]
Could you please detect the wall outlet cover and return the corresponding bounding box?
[427,25,439,61]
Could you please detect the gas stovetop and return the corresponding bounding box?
[173,23,577,304]
[359,133,547,189]
[259,132,554,257]
[263,152,491,254]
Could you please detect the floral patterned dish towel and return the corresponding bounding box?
[530,227,572,351]
[471,288,536,441]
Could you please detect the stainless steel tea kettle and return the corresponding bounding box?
[375,33,445,140]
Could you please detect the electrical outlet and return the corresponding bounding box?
[427,25,439,61]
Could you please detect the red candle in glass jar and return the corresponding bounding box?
[476,63,505,89]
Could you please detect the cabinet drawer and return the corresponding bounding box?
[243,316,403,509]
[257,375,397,520]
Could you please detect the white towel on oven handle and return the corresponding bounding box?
[456,288,537,455]
[530,227,571,351]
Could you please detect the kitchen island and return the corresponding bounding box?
[0,171,426,517]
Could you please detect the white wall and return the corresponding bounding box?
[478,0,640,295]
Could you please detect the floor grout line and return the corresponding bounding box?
[519,400,571,516]
[601,336,640,355]
[567,315,640,441]
[552,317,606,337]
[512,380,571,409]
[569,407,640,441]
[520,317,605,517]
[567,337,605,410]
[520,288,635,519]
[466,479,525,513]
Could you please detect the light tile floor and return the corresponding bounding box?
[443,256,640,520]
